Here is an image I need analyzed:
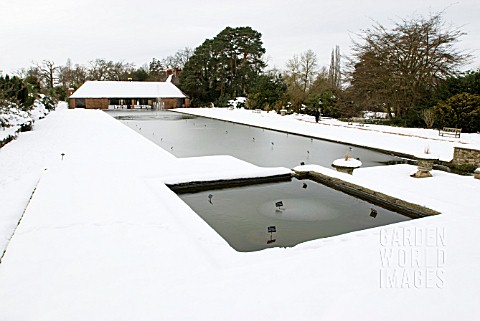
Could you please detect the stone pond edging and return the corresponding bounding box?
[293,169,440,218]
[167,173,293,193]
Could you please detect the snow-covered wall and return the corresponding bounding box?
[452,146,480,167]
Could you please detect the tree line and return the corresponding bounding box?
[340,13,477,129]
[1,47,193,107]
[178,18,479,132]
[1,12,479,131]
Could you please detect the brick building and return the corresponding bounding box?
[69,80,190,109]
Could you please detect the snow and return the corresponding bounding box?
[227,97,247,108]
[1,98,48,145]
[0,126,17,144]
[363,111,391,119]
[0,105,32,143]
[0,106,479,320]
[332,157,362,168]
[161,155,289,185]
[29,95,50,120]
[413,152,439,160]
[69,81,187,99]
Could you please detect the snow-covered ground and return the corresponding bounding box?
[0,106,479,320]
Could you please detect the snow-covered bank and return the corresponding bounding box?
[0,105,32,145]
[174,107,480,162]
[0,108,479,320]
[0,98,50,147]
[0,107,290,256]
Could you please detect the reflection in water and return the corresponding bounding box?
[108,109,400,168]
[179,179,410,252]
[107,110,409,252]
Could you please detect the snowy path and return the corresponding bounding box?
[0,107,289,256]
[0,107,479,320]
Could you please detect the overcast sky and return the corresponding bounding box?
[0,0,478,74]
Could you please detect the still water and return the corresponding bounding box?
[108,110,409,251]
[179,179,409,252]
[108,109,399,168]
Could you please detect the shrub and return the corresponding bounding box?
[433,93,480,132]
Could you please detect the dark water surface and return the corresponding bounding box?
[179,179,409,252]
[108,110,410,252]
[108,109,399,168]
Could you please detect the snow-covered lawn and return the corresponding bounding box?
[0,106,479,320]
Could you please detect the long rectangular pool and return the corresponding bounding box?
[108,110,412,252]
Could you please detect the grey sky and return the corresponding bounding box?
[0,0,478,74]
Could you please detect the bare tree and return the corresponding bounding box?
[88,59,108,81]
[309,67,330,96]
[35,60,59,88]
[347,12,471,118]
[58,59,87,88]
[88,59,134,81]
[284,49,319,110]
[299,49,318,93]
[423,108,436,128]
[162,47,193,70]
[71,64,88,87]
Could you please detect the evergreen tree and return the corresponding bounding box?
[148,58,167,81]
[0,75,32,109]
[433,93,480,132]
[247,72,287,110]
[180,26,266,106]
[433,70,480,103]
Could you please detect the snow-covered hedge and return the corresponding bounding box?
[228,97,247,108]
[30,95,50,120]
[362,111,393,119]
[0,104,32,129]
[0,97,50,147]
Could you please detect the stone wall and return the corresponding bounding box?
[293,170,440,218]
[452,146,480,167]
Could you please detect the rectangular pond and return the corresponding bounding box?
[178,179,410,252]
[107,110,412,252]
[108,110,400,169]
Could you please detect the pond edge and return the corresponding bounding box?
[293,169,440,219]
[167,173,293,193]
